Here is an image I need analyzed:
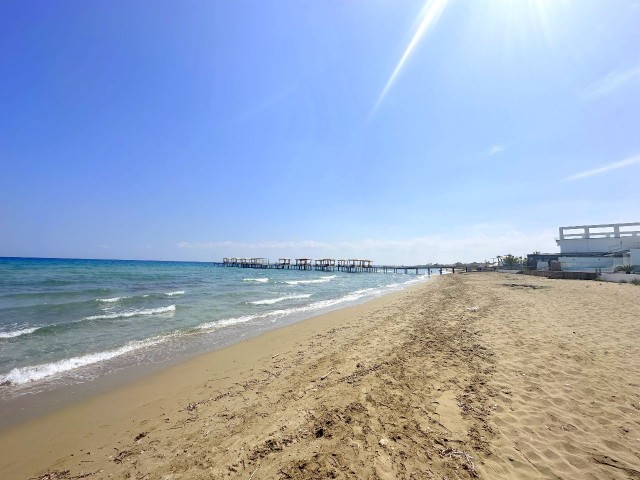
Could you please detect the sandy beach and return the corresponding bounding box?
[1,272,639,479]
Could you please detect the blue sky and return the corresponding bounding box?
[1,0,639,264]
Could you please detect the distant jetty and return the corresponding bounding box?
[215,258,464,274]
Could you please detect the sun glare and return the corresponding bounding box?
[370,0,450,118]
[493,0,561,48]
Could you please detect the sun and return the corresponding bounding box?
[492,0,563,46]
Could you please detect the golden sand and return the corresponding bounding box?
[1,273,639,479]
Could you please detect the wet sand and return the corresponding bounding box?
[1,273,639,479]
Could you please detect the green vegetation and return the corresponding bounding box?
[614,265,637,273]
[500,254,524,269]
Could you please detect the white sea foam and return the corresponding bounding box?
[85,305,176,321]
[284,275,336,285]
[243,278,269,283]
[196,314,258,331]
[249,294,312,305]
[197,284,398,333]
[0,336,167,385]
[0,327,40,339]
[96,296,125,303]
[165,291,185,296]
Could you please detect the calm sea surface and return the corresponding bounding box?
[0,257,431,399]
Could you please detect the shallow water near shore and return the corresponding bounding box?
[0,257,431,418]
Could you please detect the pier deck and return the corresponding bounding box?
[214,260,465,275]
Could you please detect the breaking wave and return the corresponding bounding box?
[248,294,312,305]
[196,283,403,333]
[96,296,125,303]
[84,305,176,321]
[284,275,336,285]
[0,327,40,339]
[0,336,168,385]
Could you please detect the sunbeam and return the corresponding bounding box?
[369,0,450,119]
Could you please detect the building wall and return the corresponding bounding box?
[561,250,640,272]
[557,222,640,254]
[559,256,613,272]
[526,253,560,269]
[558,236,640,254]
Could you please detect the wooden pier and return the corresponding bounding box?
[217,258,464,275]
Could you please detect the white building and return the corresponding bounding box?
[556,222,640,272]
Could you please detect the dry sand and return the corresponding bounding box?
[0,273,639,479]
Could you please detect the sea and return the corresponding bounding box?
[0,257,431,404]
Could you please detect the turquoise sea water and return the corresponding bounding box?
[0,257,430,398]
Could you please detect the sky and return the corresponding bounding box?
[1,0,639,264]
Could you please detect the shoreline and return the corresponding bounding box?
[0,273,433,431]
[0,279,429,478]
[1,273,639,479]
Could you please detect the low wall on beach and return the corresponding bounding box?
[600,272,640,283]
[521,270,598,280]
[496,268,523,274]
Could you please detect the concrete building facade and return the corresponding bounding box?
[555,222,640,272]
